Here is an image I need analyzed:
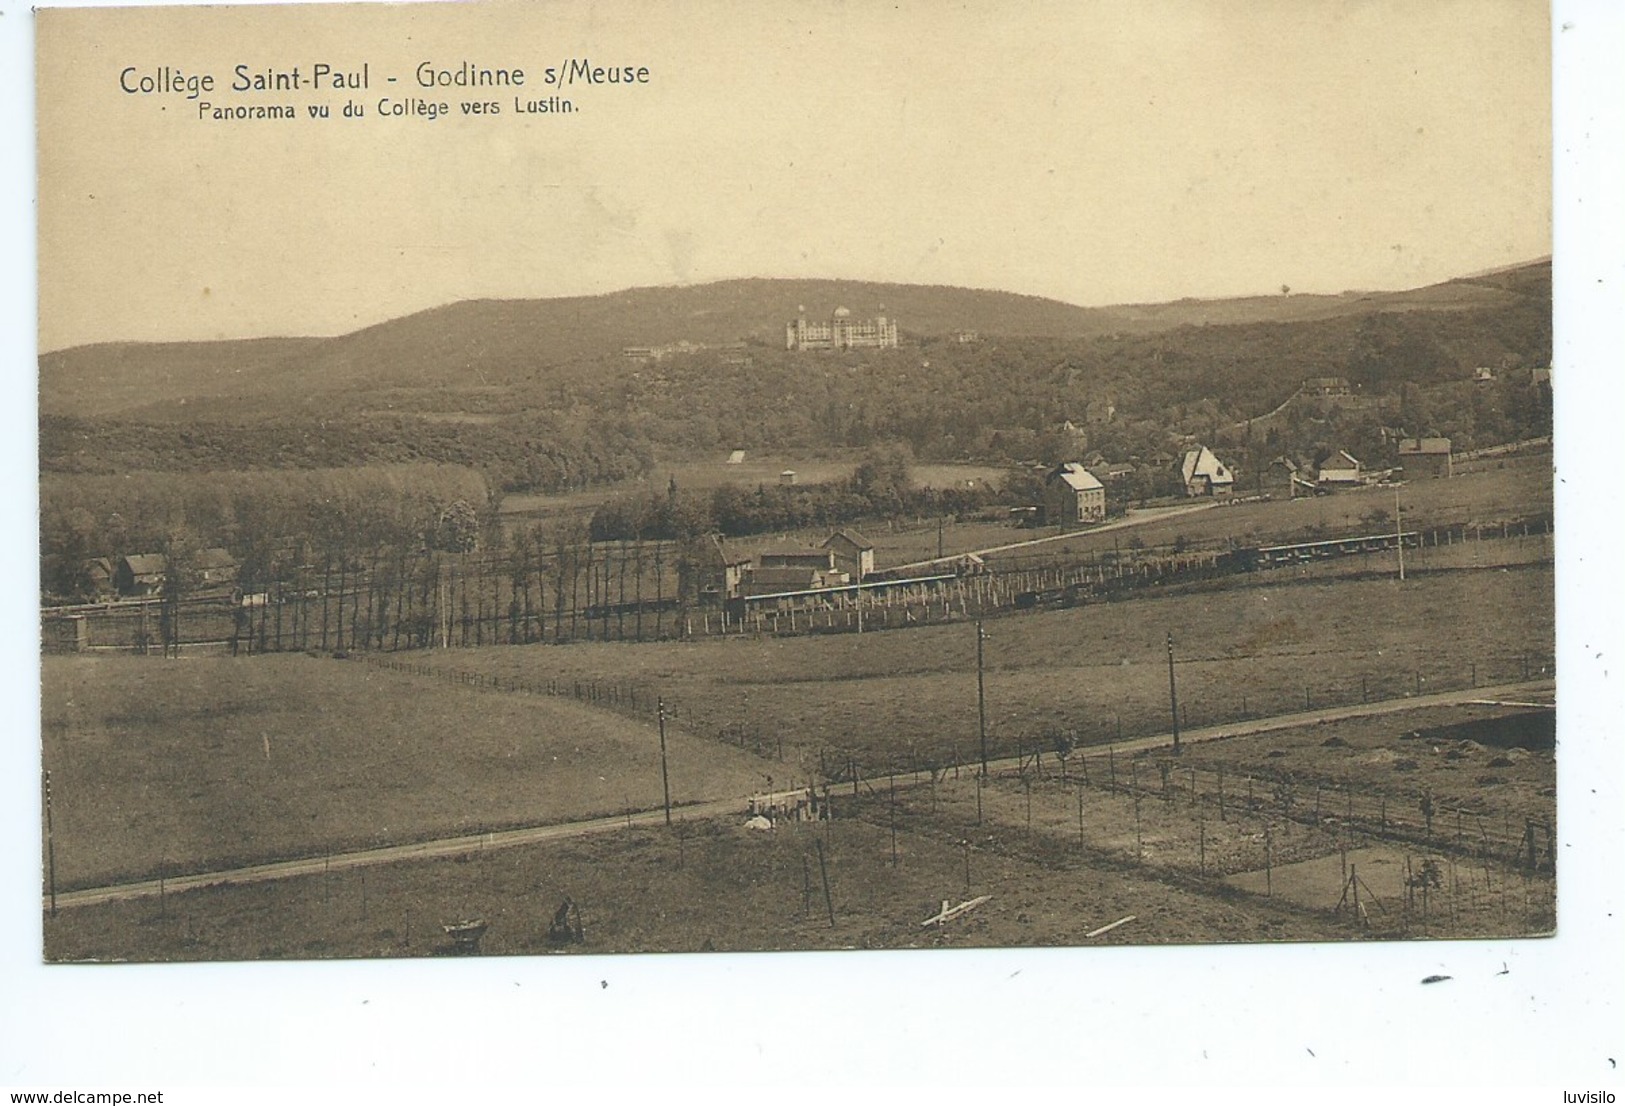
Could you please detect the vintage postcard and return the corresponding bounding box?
[34,0,1557,974]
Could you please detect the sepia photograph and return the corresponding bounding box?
[12,0,1625,1094]
[33,0,1558,963]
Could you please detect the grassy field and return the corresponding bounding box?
[708,449,1551,572]
[977,454,1552,570]
[41,652,769,889]
[412,558,1553,773]
[498,456,1012,521]
[44,534,1551,898]
[40,443,1555,965]
[43,703,1553,962]
[43,808,1324,960]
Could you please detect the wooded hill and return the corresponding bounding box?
[39,260,1551,494]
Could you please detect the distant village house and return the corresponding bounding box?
[683,535,752,606]
[1261,456,1309,499]
[741,546,847,596]
[113,548,239,598]
[1398,437,1453,479]
[1303,376,1353,397]
[1044,462,1107,525]
[822,529,875,582]
[1180,446,1235,497]
[1316,449,1364,489]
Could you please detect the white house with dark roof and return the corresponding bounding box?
[1316,449,1364,488]
[1180,446,1235,497]
[1044,462,1107,525]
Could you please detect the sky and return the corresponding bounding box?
[35,0,1552,350]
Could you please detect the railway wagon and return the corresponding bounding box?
[1220,530,1420,572]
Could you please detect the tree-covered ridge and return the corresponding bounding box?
[38,263,1550,602]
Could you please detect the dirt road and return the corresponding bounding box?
[887,500,1220,572]
[44,678,1553,912]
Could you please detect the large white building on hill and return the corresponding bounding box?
[786,306,898,350]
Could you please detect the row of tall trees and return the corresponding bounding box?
[40,464,495,603]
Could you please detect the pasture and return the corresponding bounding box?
[43,701,1554,961]
[497,455,1011,523]
[391,555,1553,787]
[41,652,768,889]
[39,454,1556,960]
[976,452,1553,570]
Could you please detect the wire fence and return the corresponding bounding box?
[43,515,1552,655]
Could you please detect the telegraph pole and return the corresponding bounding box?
[1395,487,1406,582]
[44,769,57,918]
[976,621,989,776]
[1166,631,1181,756]
[657,697,672,826]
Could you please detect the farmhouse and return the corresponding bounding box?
[1304,376,1352,397]
[682,534,753,605]
[741,547,847,596]
[1180,446,1235,497]
[1398,437,1453,479]
[113,554,167,597]
[1091,461,1136,485]
[758,546,837,571]
[113,547,239,598]
[1261,456,1300,497]
[1316,449,1364,489]
[822,529,875,581]
[785,306,898,350]
[1043,462,1107,525]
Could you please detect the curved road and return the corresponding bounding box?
[887,500,1220,573]
[45,678,1553,912]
